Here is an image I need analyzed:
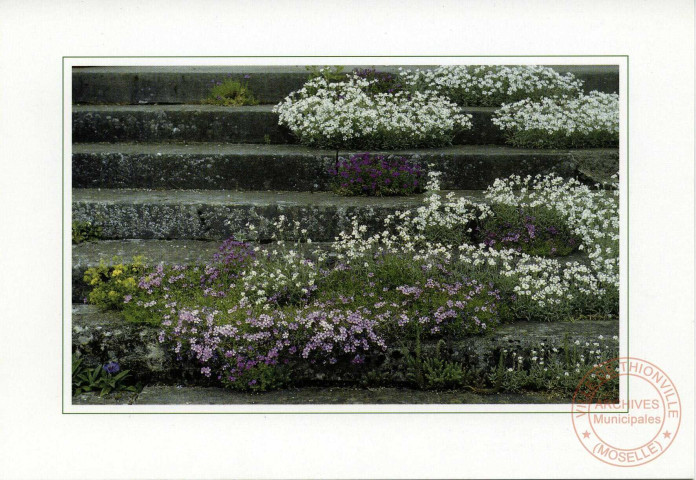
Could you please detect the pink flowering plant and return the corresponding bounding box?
[118,242,499,391]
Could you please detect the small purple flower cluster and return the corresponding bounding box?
[389,278,500,335]
[126,238,258,318]
[479,209,579,257]
[329,153,425,196]
[200,238,256,296]
[213,237,256,266]
[138,264,165,293]
[352,68,405,95]
[102,361,120,374]
[138,264,193,296]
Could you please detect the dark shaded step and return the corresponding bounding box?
[73,143,617,190]
[72,105,504,144]
[72,65,620,105]
[72,189,485,241]
[72,105,293,144]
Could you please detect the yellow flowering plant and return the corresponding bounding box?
[83,256,146,310]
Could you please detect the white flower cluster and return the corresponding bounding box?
[238,217,325,308]
[492,91,619,136]
[486,174,619,298]
[333,172,619,320]
[273,73,472,149]
[399,65,584,106]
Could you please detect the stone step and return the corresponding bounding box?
[72,239,219,302]
[72,303,618,388]
[72,65,620,105]
[71,239,333,302]
[72,104,504,144]
[72,105,293,144]
[73,385,560,405]
[72,188,486,241]
[72,143,617,190]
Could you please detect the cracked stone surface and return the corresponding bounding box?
[72,143,616,190]
[71,189,486,241]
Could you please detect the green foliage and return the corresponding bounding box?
[317,254,498,337]
[490,335,620,398]
[478,204,580,256]
[305,65,345,82]
[405,338,471,390]
[203,78,258,106]
[122,264,248,325]
[303,66,346,96]
[83,257,146,310]
[72,221,102,244]
[72,355,142,397]
[421,357,468,389]
[422,223,473,249]
[503,128,618,149]
[223,363,291,392]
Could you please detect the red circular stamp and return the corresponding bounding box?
[571,357,681,467]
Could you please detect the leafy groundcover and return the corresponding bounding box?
[79,174,619,398]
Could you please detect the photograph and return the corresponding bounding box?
[1,1,693,478]
[69,62,622,406]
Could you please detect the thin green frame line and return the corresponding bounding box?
[64,54,625,58]
[62,55,629,414]
[62,56,65,414]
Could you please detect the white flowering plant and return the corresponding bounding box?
[399,65,584,106]
[273,71,473,149]
[492,91,620,148]
[492,336,620,397]
[333,172,619,322]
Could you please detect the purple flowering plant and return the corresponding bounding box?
[161,262,499,391]
[477,204,580,257]
[72,355,140,397]
[119,238,258,325]
[329,153,425,196]
[103,361,120,374]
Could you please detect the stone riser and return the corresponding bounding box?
[72,304,618,387]
[72,144,616,190]
[72,105,504,144]
[72,65,620,105]
[72,189,485,241]
[72,105,293,144]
